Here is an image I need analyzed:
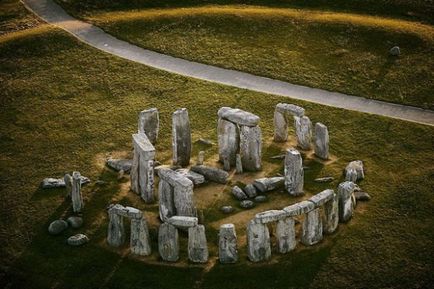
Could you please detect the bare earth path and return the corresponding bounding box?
[22,0,434,126]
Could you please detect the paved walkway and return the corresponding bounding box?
[22,0,434,126]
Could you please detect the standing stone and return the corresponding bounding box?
[217,107,260,127]
[301,208,323,246]
[235,154,243,174]
[139,159,154,203]
[197,151,205,165]
[173,179,195,217]
[345,160,364,182]
[219,224,238,264]
[71,171,84,213]
[314,122,329,160]
[240,125,262,171]
[323,192,339,234]
[246,220,271,262]
[217,118,239,166]
[294,116,312,150]
[138,108,159,144]
[158,179,175,222]
[276,218,296,253]
[158,223,179,262]
[188,225,209,263]
[172,108,191,167]
[284,148,304,196]
[107,208,125,247]
[64,173,72,197]
[130,217,151,256]
[273,110,288,142]
[338,181,356,223]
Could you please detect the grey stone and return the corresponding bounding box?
[232,186,248,200]
[284,148,304,196]
[218,118,240,166]
[71,171,84,213]
[389,46,400,56]
[138,107,159,144]
[175,169,205,186]
[117,169,125,180]
[275,103,305,117]
[41,176,89,189]
[191,165,229,184]
[338,181,357,223]
[67,234,89,246]
[172,108,192,167]
[298,200,315,214]
[255,210,287,224]
[223,158,231,171]
[323,192,339,234]
[308,189,334,207]
[220,206,235,214]
[314,122,329,160]
[197,151,205,165]
[198,138,214,146]
[345,160,364,182]
[107,207,125,247]
[106,158,132,173]
[130,217,151,256]
[48,220,68,235]
[158,223,179,262]
[253,177,284,193]
[219,224,238,264]
[158,179,175,222]
[246,220,271,262]
[109,204,143,219]
[244,184,258,198]
[355,191,371,201]
[66,216,83,229]
[276,218,296,253]
[283,203,302,217]
[64,173,72,197]
[270,154,286,160]
[294,116,312,150]
[273,110,288,142]
[314,176,334,183]
[301,208,323,246]
[188,225,209,263]
[254,195,267,203]
[167,216,198,229]
[240,125,262,171]
[240,200,255,209]
[131,133,155,203]
[235,154,243,174]
[218,107,260,127]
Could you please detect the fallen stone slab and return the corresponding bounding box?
[244,184,258,198]
[191,165,229,184]
[253,177,284,193]
[48,220,68,235]
[106,158,132,173]
[255,210,287,224]
[254,195,267,203]
[240,200,255,209]
[67,234,89,246]
[167,216,198,229]
[197,138,214,146]
[67,216,83,229]
[354,191,371,201]
[41,176,90,189]
[314,176,334,183]
[345,160,364,182]
[221,206,235,214]
[270,154,286,160]
[232,186,248,200]
[175,169,205,185]
[218,107,260,126]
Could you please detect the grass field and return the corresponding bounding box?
[1,1,434,288]
[55,3,434,109]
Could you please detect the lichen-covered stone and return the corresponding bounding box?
[106,158,133,173]
[235,154,243,174]
[294,116,312,150]
[314,122,329,160]
[71,171,84,213]
[107,208,125,247]
[244,184,257,198]
[188,225,209,263]
[246,220,271,262]
[232,186,248,200]
[284,148,304,196]
[253,177,284,193]
[345,160,364,182]
[240,125,262,171]
[158,223,179,262]
[175,169,205,186]
[338,181,357,223]
[219,224,238,264]
[197,151,205,165]
[309,189,334,207]
[131,133,155,203]
[41,175,90,189]
[138,108,159,144]
[218,107,260,126]
[217,118,239,166]
[323,192,339,234]
[221,206,234,214]
[275,103,305,117]
[158,179,175,222]
[172,108,191,167]
[314,176,334,183]
[130,217,151,256]
[240,200,255,209]
[276,218,296,253]
[273,110,288,142]
[255,210,287,224]
[254,195,267,203]
[191,165,229,184]
[48,220,68,235]
[301,208,323,246]
[66,216,83,229]
[67,234,89,246]
[167,216,198,229]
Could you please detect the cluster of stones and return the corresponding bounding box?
[274,103,329,160]
[218,107,262,172]
[231,177,284,208]
[107,204,151,256]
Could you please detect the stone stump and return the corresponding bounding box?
[247,220,271,262]
[71,171,83,213]
[188,225,209,263]
[314,122,329,159]
[107,208,125,247]
[301,208,323,246]
[338,181,356,222]
[217,118,240,166]
[130,217,151,256]
[172,108,191,167]
[218,224,238,264]
[240,125,262,171]
[284,148,304,196]
[138,108,159,144]
[276,218,296,253]
[158,223,179,262]
[294,116,312,150]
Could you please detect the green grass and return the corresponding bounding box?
[1,1,434,288]
[0,0,41,35]
[58,5,434,109]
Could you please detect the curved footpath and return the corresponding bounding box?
[22,0,434,126]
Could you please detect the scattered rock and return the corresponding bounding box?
[197,138,214,146]
[232,186,248,200]
[254,195,267,203]
[191,165,229,184]
[106,158,132,173]
[221,206,234,214]
[48,220,68,235]
[270,154,286,160]
[67,216,83,229]
[354,191,371,201]
[67,234,89,246]
[389,46,400,56]
[345,160,364,182]
[314,177,334,183]
[240,200,255,209]
[41,176,90,189]
[117,169,125,180]
[244,184,257,198]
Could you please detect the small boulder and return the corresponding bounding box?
[221,206,234,214]
[232,186,248,200]
[48,220,68,235]
[345,160,364,182]
[354,191,371,201]
[67,234,89,246]
[254,195,267,203]
[389,46,400,56]
[314,177,334,183]
[67,216,83,229]
[244,184,258,198]
[240,200,255,209]
[106,158,132,173]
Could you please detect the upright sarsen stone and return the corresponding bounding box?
[71,171,84,213]
[314,122,329,160]
[301,208,323,246]
[219,224,238,264]
[158,179,175,222]
[107,207,125,247]
[338,181,357,223]
[188,225,209,263]
[138,108,159,144]
[284,148,304,196]
[240,125,262,171]
[247,220,271,262]
[158,223,179,262]
[64,173,72,197]
[172,108,191,167]
[345,160,364,182]
[273,110,288,142]
[217,118,240,166]
[130,217,151,256]
[294,116,312,150]
[131,133,155,203]
[323,192,339,234]
[276,218,296,253]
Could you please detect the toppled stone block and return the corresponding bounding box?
[253,177,284,193]
[254,195,267,203]
[219,224,238,264]
[218,107,260,127]
[67,216,83,229]
[240,200,255,209]
[244,184,258,198]
[175,168,205,185]
[355,191,371,201]
[345,160,364,182]
[191,165,229,184]
[221,206,235,214]
[255,210,287,224]
[232,186,248,200]
[41,176,90,189]
[314,176,334,183]
[106,158,133,173]
[167,216,198,229]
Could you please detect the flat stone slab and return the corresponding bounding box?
[218,107,260,126]
[41,176,90,189]
[355,191,371,201]
[255,210,288,224]
[254,195,267,203]
[175,169,205,185]
[158,168,193,189]
[253,177,284,193]
[190,165,229,184]
[106,158,132,173]
[275,103,305,117]
[308,189,334,207]
[167,216,198,229]
[221,206,235,214]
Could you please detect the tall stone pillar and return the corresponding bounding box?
[284,148,304,196]
[247,220,271,262]
[273,110,288,142]
[71,171,84,213]
[294,116,312,150]
[188,225,209,263]
[323,192,339,234]
[158,179,175,222]
[338,181,356,223]
[276,218,296,253]
[217,118,240,166]
[131,133,155,203]
[107,209,125,247]
[301,208,323,246]
[158,223,179,262]
[240,125,262,171]
[130,217,151,256]
[218,224,238,264]
[314,122,329,159]
[172,108,191,167]
[138,108,159,144]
